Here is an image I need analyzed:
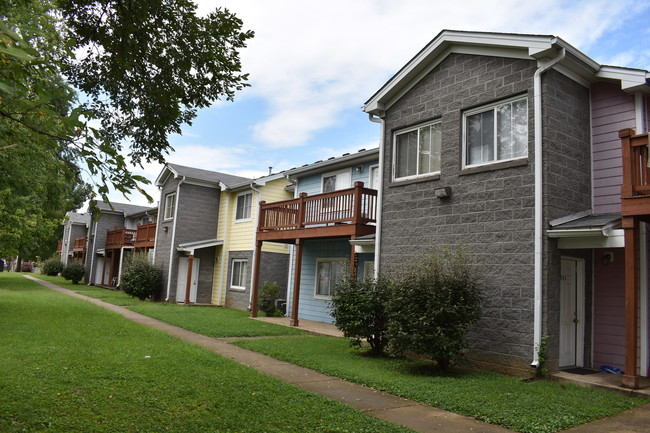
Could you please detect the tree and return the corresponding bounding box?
[0,0,252,258]
[1,0,253,203]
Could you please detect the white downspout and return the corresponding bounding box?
[165,176,185,301]
[218,191,232,306]
[635,92,648,377]
[249,183,262,307]
[64,222,73,266]
[369,113,385,278]
[532,46,565,367]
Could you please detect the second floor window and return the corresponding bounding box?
[463,96,528,167]
[235,192,252,221]
[164,193,176,220]
[393,121,441,180]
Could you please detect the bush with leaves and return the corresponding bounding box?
[120,253,162,301]
[61,262,85,284]
[330,276,393,356]
[41,257,64,276]
[259,282,284,317]
[387,247,482,370]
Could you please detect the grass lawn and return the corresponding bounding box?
[233,335,648,433]
[1,272,412,432]
[34,274,305,338]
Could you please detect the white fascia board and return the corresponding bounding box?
[286,149,379,177]
[556,230,624,249]
[597,66,650,93]
[154,165,176,187]
[177,239,224,254]
[364,31,557,114]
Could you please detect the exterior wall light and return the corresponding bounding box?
[434,186,451,198]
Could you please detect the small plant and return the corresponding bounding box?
[387,246,482,370]
[259,282,283,317]
[533,334,549,378]
[61,263,86,284]
[41,258,64,276]
[330,276,393,356]
[120,252,162,301]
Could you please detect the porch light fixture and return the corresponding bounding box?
[163,226,168,233]
[434,186,451,198]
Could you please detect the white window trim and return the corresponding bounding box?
[234,191,253,223]
[229,258,248,291]
[461,95,528,170]
[368,165,379,189]
[314,257,346,300]
[163,192,176,220]
[392,120,442,182]
[321,168,352,193]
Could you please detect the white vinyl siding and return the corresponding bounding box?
[463,96,528,167]
[393,121,441,180]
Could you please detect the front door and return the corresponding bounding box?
[559,258,584,367]
[176,257,200,303]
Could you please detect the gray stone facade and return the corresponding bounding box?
[224,250,290,311]
[85,211,126,284]
[378,53,592,375]
[155,179,221,302]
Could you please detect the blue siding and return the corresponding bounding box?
[296,161,378,195]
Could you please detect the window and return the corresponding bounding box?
[321,169,351,193]
[315,259,345,298]
[463,96,528,167]
[164,193,176,220]
[235,193,252,221]
[394,121,441,180]
[230,259,248,290]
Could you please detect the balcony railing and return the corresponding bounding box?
[258,182,377,237]
[620,129,650,216]
[134,222,157,249]
[56,240,62,253]
[105,227,137,249]
[73,236,87,252]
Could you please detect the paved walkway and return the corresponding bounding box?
[26,276,650,433]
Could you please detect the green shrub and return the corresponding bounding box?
[41,258,64,276]
[259,281,283,317]
[120,252,162,301]
[61,263,86,284]
[330,276,393,356]
[387,247,482,370]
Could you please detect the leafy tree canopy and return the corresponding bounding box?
[0,0,253,257]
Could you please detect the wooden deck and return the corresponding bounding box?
[620,129,650,219]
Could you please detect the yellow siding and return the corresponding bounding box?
[212,191,230,305]
[259,178,293,254]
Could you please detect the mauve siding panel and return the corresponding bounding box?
[592,248,625,371]
[591,81,636,214]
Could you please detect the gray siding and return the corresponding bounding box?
[155,179,221,302]
[380,53,539,374]
[85,212,125,283]
[225,250,253,310]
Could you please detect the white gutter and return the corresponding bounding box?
[532,46,565,367]
[249,182,262,307]
[218,191,231,306]
[369,113,385,278]
[165,176,185,301]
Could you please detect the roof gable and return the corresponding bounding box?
[155,163,252,188]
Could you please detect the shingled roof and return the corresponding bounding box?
[155,163,252,188]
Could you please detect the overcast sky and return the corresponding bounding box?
[107,0,650,207]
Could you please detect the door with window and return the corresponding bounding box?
[559,257,585,367]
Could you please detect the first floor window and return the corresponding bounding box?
[164,193,176,220]
[230,259,248,289]
[315,259,345,298]
[464,96,528,167]
[394,121,441,180]
[235,193,253,221]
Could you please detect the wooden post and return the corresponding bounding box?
[350,237,358,279]
[622,216,640,389]
[290,239,303,326]
[352,181,364,224]
[108,250,116,287]
[250,240,263,317]
[297,193,308,229]
[184,254,194,305]
[620,128,635,198]
[101,251,108,285]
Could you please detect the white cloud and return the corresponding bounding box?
[197,0,644,149]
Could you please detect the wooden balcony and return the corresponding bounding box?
[134,222,157,249]
[257,181,377,242]
[56,240,62,253]
[105,227,136,249]
[620,129,650,218]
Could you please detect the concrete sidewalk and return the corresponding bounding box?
[27,276,649,433]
